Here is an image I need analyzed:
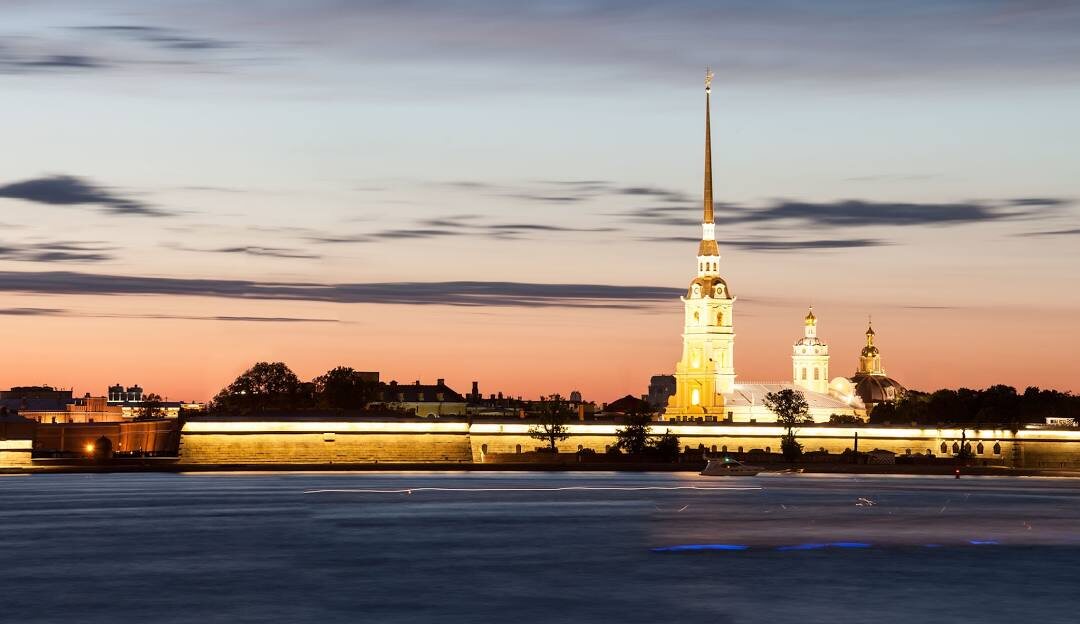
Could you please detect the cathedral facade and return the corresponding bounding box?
[663,75,903,423]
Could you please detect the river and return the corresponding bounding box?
[1,471,1077,623]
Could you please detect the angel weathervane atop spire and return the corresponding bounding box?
[705,67,714,92]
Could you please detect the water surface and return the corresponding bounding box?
[2,472,1078,623]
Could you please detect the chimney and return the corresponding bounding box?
[437,378,445,386]
[471,381,479,397]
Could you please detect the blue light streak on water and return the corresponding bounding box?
[969,540,1000,545]
[651,544,750,552]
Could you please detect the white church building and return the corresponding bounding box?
[662,73,902,424]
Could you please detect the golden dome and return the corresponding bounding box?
[805,306,816,326]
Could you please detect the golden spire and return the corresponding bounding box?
[866,317,875,345]
[805,305,816,326]
[703,67,714,225]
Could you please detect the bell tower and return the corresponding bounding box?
[666,69,736,420]
[792,306,829,395]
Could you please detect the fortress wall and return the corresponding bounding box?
[161,421,1080,468]
[468,424,1027,464]
[178,421,472,464]
[1,439,33,468]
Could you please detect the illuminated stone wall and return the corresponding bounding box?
[178,421,473,464]
[468,423,1029,464]
[164,421,1080,468]
[0,439,33,467]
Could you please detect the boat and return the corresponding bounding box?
[700,456,763,477]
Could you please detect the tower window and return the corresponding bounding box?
[691,388,701,406]
[813,368,820,380]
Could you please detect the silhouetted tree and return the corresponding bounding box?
[312,367,378,409]
[652,429,681,462]
[211,362,306,414]
[615,410,653,455]
[764,389,809,461]
[528,394,572,453]
[137,393,166,420]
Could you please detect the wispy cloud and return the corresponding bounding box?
[642,236,887,251]
[0,175,170,217]
[0,306,337,323]
[0,241,113,263]
[625,198,1067,229]
[71,25,238,52]
[1016,227,1080,237]
[0,271,683,309]
[173,245,320,259]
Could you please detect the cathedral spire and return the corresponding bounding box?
[703,67,714,224]
[697,68,720,263]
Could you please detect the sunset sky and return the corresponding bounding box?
[2,1,1078,402]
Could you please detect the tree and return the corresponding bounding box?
[652,429,681,462]
[615,410,653,455]
[828,413,862,425]
[211,361,305,414]
[528,394,572,453]
[313,366,378,409]
[764,389,810,462]
[137,393,166,420]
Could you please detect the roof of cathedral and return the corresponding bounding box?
[723,383,852,410]
[848,374,905,405]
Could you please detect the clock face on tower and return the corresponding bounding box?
[714,283,725,297]
[692,284,702,298]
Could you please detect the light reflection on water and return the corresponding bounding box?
[2,472,1079,623]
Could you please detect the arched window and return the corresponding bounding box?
[993,442,1001,455]
[515,444,522,454]
[693,310,700,322]
[952,442,960,453]
[765,446,772,454]
[716,311,723,325]
[684,446,691,453]
[940,442,948,453]
[711,445,717,453]
[721,445,727,453]
[976,442,984,455]
[691,388,701,405]
[737,446,743,453]
[481,444,488,454]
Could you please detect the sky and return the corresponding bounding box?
[1,0,1078,402]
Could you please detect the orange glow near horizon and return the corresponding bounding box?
[2,292,1075,403]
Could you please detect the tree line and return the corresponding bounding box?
[210,362,380,414]
[870,385,1080,428]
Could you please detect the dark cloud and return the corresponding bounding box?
[0,306,336,323]
[0,175,169,217]
[0,53,107,72]
[0,271,683,309]
[642,236,886,251]
[209,246,319,259]
[0,241,113,263]
[627,198,1067,229]
[72,25,238,52]
[0,307,67,316]
[1017,228,1080,237]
